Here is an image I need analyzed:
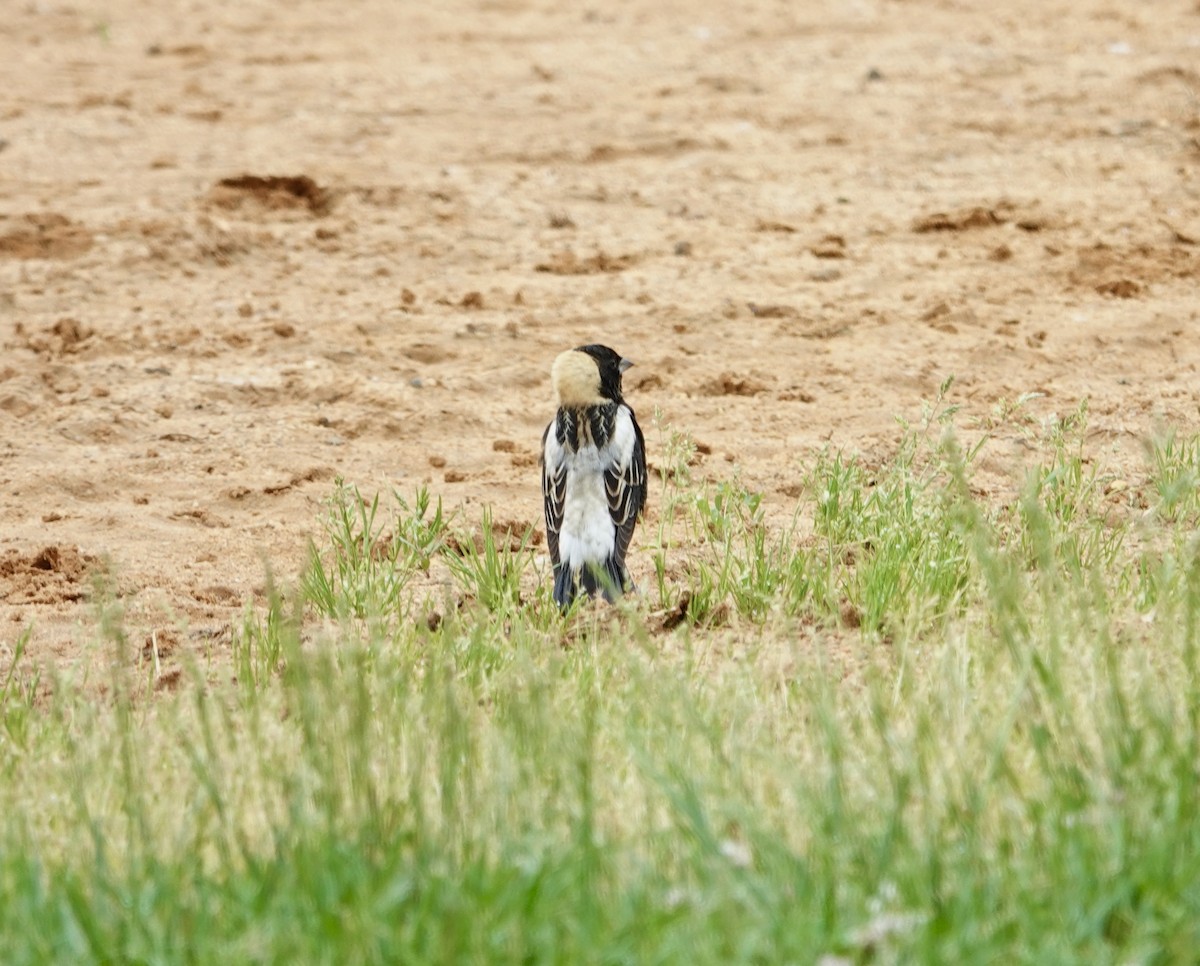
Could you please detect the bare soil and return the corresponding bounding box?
[2,0,1199,672]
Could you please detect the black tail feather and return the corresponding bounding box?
[553,562,575,609]
[553,557,626,610]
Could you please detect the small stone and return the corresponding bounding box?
[810,268,842,282]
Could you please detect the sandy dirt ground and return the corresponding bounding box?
[2,0,1199,675]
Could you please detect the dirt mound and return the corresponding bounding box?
[0,546,95,605]
[207,175,334,216]
[0,213,93,260]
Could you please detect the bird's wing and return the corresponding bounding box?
[603,405,647,574]
[540,421,565,567]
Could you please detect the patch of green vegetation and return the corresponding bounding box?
[3,400,1200,962]
[301,480,447,629]
[0,628,37,751]
[442,506,539,618]
[656,380,981,634]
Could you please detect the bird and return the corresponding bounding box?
[540,344,647,609]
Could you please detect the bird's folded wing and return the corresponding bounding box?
[540,423,566,567]
[603,406,647,571]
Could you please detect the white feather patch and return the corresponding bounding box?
[559,448,613,572]
[608,406,639,489]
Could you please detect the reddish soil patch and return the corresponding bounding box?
[0,213,93,260]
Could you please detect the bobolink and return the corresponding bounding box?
[540,344,647,609]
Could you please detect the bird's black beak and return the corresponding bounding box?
[619,358,634,373]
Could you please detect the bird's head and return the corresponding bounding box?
[551,344,633,407]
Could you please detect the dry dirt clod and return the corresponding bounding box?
[747,303,797,318]
[810,234,847,258]
[0,213,93,260]
[208,174,334,215]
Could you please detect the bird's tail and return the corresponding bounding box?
[553,562,576,609]
[554,557,626,610]
[578,557,625,604]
